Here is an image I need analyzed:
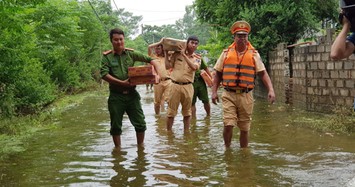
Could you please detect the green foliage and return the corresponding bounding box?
[141,24,185,44]
[194,0,338,64]
[176,5,212,45]
[197,30,227,65]
[126,35,149,54]
[0,0,144,117]
[0,2,56,116]
[141,5,214,46]
[0,84,16,117]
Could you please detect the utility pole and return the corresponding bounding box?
[141,24,144,35]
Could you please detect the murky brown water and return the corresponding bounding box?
[1,85,355,186]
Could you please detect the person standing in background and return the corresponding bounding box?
[150,44,172,115]
[191,57,212,118]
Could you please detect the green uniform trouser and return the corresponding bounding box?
[192,77,209,105]
[108,90,146,135]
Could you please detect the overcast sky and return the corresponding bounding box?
[111,0,194,26]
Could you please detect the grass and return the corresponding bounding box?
[290,105,355,135]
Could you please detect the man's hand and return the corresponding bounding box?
[122,78,133,87]
[339,10,351,25]
[177,43,185,52]
[212,91,219,105]
[268,90,276,104]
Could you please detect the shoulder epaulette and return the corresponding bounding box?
[193,53,201,59]
[125,48,135,51]
[102,50,112,55]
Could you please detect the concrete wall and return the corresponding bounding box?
[264,29,355,113]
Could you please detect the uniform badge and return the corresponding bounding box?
[111,60,119,66]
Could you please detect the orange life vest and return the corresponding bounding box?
[222,42,256,89]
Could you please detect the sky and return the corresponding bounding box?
[111,0,194,26]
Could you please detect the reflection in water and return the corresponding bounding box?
[110,147,148,186]
[223,149,256,186]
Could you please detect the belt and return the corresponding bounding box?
[111,89,135,95]
[172,80,192,85]
[224,87,253,94]
[160,77,171,81]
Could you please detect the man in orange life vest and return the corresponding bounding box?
[212,21,276,148]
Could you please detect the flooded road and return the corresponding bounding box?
[1,85,355,186]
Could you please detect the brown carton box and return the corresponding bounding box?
[128,65,156,77]
[162,37,186,51]
[148,37,186,55]
[129,75,159,85]
[200,70,213,87]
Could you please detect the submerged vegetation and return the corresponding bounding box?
[290,105,355,135]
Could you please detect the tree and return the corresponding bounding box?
[0,0,56,116]
[140,4,215,56]
[175,5,211,45]
[194,0,338,64]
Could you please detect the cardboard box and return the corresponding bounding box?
[148,37,186,54]
[128,65,156,77]
[129,75,159,85]
[200,70,213,87]
[162,38,186,51]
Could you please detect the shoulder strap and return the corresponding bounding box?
[103,50,112,55]
[193,53,201,59]
[222,49,229,64]
[125,48,135,51]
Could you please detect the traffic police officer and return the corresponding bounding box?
[212,21,276,148]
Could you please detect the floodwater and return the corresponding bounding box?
[0,85,355,187]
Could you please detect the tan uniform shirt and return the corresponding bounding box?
[153,56,170,79]
[170,52,201,83]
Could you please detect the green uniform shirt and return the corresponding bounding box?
[194,58,207,81]
[100,49,153,93]
[100,49,153,80]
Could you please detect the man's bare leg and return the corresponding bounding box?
[166,117,174,131]
[240,130,249,148]
[136,132,145,146]
[223,126,233,148]
[183,116,191,131]
[112,135,121,147]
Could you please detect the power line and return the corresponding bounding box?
[111,0,184,13]
[87,0,107,31]
[124,9,184,13]
[112,0,119,12]
[143,17,182,23]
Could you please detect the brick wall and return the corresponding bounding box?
[264,29,355,113]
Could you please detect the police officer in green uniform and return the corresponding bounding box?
[191,58,212,118]
[100,28,159,148]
